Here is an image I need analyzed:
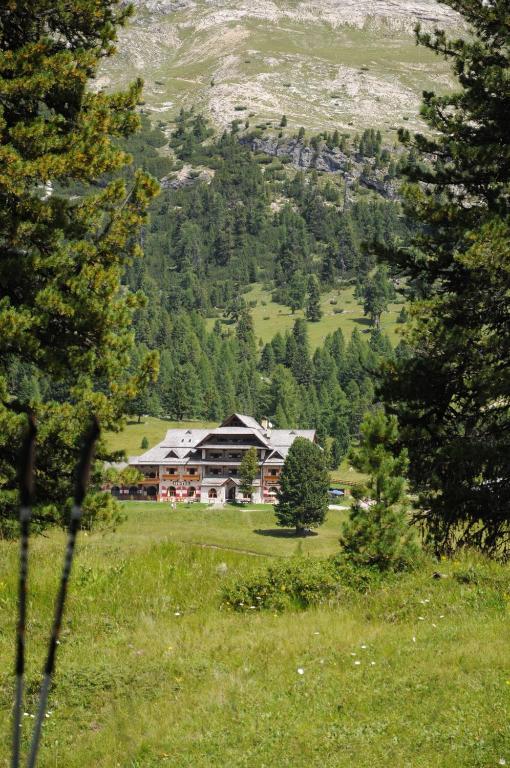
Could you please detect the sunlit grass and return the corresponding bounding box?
[1,507,509,767]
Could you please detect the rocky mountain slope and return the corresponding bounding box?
[98,0,460,134]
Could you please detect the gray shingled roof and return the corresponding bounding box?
[221,413,262,430]
[129,416,316,468]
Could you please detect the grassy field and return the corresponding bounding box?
[207,283,403,349]
[1,504,509,767]
[116,502,350,558]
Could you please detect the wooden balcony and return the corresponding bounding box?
[182,475,199,481]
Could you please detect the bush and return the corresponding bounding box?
[141,436,149,449]
[221,557,343,611]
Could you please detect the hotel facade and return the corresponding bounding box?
[114,414,316,504]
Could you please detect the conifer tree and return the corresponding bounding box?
[239,447,259,500]
[275,438,329,534]
[287,270,307,313]
[361,266,395,328]
[341,411,419,571]
[0,0,159,532]
[380,0,510,556]
[305,275,322,322]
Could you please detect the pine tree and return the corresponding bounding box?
[275,438,329,534]
[361,266,395,328]
[239,447,259,500]
[0,0,159,533]
[341,411,419,571]
[287,270,307,313]
[305,275,322,322]
[379,0,510,556]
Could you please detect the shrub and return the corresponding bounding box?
[221,557,342,611]
[141,436,149,449]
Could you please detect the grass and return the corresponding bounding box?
[117,502,349,558]
[208,283,402,349]
[1,506,510,767]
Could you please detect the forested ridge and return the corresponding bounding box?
[6,108,410,467]
[120,112,412,464]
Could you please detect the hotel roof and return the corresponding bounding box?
[129,415,316,466]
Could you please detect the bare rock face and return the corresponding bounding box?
[240,136,398,198]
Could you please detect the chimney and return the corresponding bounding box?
[261,417,269,431]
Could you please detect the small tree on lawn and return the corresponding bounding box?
[239,447,259,500]
[141,436,149,450]
[340,410,419,571]
[276,438,329,535]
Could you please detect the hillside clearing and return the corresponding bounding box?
[207,283,402,349]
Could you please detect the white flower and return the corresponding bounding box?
[354,660,361,666]
[360,644,367,649]
[297,667,305,675]
[498,759,506,766]
[412,636,416,643]
[418,616,425,621]
[174,611,181,616]
[350,652,357,656]
[370,661,376,666]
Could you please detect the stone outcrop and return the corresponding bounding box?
[239,136,399,199]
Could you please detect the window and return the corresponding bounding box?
[188,468,196,475]
[168,487,176,497]
[188,487,196,497]
[208,489,217,499]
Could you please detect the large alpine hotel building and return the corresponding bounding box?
[118,414,316,504]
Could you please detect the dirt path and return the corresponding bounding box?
[185,540,275,557]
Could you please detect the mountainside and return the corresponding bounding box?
[98,0,460,134]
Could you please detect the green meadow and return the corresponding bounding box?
[1,503,509,767]
[207,283,403,350]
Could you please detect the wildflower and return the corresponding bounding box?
[412,636,416,643]
[432,623,437,628]
[297,668,305,675]
[174,611,181,616]
[360,644,367,649]
[370,661,376,666]
[354,660,361,666]
[418,616,425,621]
[498,759,506,766]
